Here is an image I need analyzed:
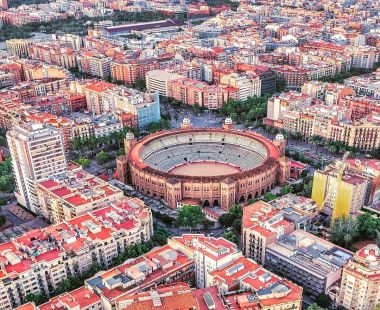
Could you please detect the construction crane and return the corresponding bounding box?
[319,152,350,223]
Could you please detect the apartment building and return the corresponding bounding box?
[146,70,185,96]
[168,78,238,110]
[27,42,77,69]
[346,158,380,207]
[6,38,30,57]
[209,256,303,309]
[344,69,380,99]
[338,244,380,310]
[312,163,368,217]
[282,104,350,139]
[220,72,261,100]
[82,81,160,130]
[7,123,67,212]
[115,283,199,310]
[85,244,194,309]
[329,119,380,152]
[37,163,124,223]
[265,91,312,126]
[168,234,242,288]
[0,197,153,309]
[114,89,160,130]
[79,53,111,79]
[111,59,160,85]
[265,230,353,296]
[242,200,294,265]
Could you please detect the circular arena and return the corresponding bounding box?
[127,122,284,210]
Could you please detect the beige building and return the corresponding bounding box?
[220,72,261,100]
[37,163,124,223]
[338,244,380,310]
[145,69,184,96]
[7,123,68,212]
[168,234,242,288]
[0,197,153,309]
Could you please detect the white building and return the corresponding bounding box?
[7,123,67,212]
[168,234,242,288]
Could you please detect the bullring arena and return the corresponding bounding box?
[124,119,287,210]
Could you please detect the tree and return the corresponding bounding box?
[131,77,147,92]
[147,118,170,133]
[23,293,48,306]
[203,218,214,230]
[280,185,293,196]
[152,228,170,246]
[0,175,14,192]
[306,305,328,310]
[82,263,103,279]
[218,212,236,227]
[222,231,239,245]
[0,215,5,227]
[176,205,205,232]
[276,78,287,92]
[56,276,83,294]
[232,218,242,235]
[357,213,380,240]
[315,293,332,309]
[263,192,277,202]
[330,216,359,249]
[96,150,110,165]
[76,157,91,168]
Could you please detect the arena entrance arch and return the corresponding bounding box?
[203,200,210,207]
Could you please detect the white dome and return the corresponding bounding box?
[125,131,135,140]
[275,133,285,141]
[225,117,233,125]
[182,117,191,125]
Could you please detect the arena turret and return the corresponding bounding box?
[223,116,234,130]
[124,131,137,156]
[273,133,290,185]
[181,117,192,129]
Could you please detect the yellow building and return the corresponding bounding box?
[312,164,367,217]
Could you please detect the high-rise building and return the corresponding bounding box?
[7,123,67,212]
[338,244,380,310]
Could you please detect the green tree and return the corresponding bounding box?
[357,213,380,240]
[222,231,239,245]
[176,205,205,232]
[263,192,277,202]
[315,293,332,308]
[76,157,91,168]
[152,228,170,246]
[330,216,359,249]
[280,185,293,196]
[203,218,214,230]
[0,175,14,192]
[23,293,48,306]
[0,215,6,227]
[131,77,147,92]
[147,118,170,133]
[96,150,110,165]
[82,263,103,279]
[56,276,83,294]
[307,305,328,310]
